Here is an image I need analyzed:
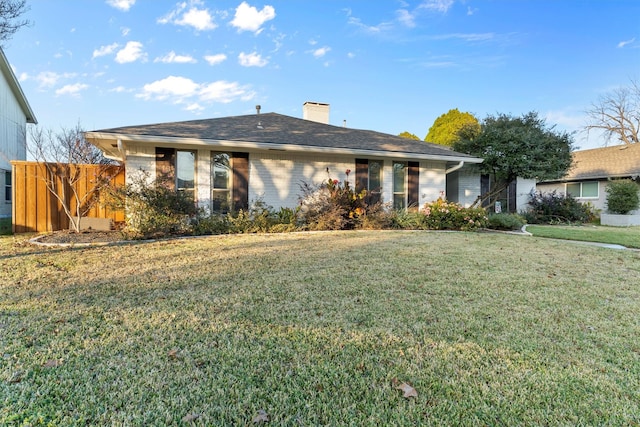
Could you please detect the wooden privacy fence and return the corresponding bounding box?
[11,161,126,233]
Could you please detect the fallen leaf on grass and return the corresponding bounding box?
[168,348,180,359]
[8,370,24,383]
[253,409,269,423]
[182,413,200,422]
[392,378,418,398]
[43,359,62,368]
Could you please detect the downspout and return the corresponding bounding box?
[446,161,464,174]
[117,138,127,161]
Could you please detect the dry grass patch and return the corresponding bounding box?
[1,231,640,425]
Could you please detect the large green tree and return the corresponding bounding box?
[398,131,420,140]
[453,112,574,206]
[425,108,480,146]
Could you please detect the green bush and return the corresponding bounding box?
[606,180,640,214]
[487,213,527,230]
[298,173,367,230]
[524,190,596,224]
[420,197,488,231]
[105,172,199,239]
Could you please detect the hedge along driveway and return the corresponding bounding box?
[1,231,640,425]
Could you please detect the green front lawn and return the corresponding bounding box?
[1,231,640,425]
[527,224,640,249]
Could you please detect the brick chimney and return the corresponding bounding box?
[303,101,330,124]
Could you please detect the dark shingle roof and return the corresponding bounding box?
[93,112,479,160]
[559,143,640,181]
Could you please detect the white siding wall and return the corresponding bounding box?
[1,63,28,217]
[121,144,468,211]
[420,161,446,205]
[516,177,536,212]
[250,152,354,208]
[457,168,481,207]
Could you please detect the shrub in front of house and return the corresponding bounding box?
[297,172,368,230]
[419,196,488,231]
[524,190,596,224]
[605,179,640,214]
[105,172,199,239]
[487,213,527,230]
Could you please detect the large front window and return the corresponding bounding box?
[176,151,196,198]
[393,162,407,209]
[212,152,231,212]
[567,181,598,198]
[368,160,382,204]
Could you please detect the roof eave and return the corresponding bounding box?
[85,132,484,164]
[0,48,37,124]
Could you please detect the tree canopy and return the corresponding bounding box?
[584,78,639,145]
[453,111,574,185]
[398,131,420,140]
[425,108,480,146]
[0,0,30,45]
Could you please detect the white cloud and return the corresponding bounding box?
[204,53,227,65]
[110,86,129,93]
[154,51,197,64]
[199,80,255,103]
[185,103,205,112]
[93,43,120,59]
[430,33,495,42]
[55,83,89,97]
[396,9,416,28]
[138,76,199,101]
[115,41,146,63]
[231,1,275,34]
[238,51,268,67]
[19,72,28,82]
[34,71,77,88]
[419,0,454,13]
[312,46,331,58]
[106,0,136,11]
[158,1,217,31]
[617,38,636,48]
[137,75,255,107]
[121,27,131,36]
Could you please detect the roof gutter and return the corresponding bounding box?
[85,132,484,164]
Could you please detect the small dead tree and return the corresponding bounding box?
[27,123,121,232]
[585,78,640,145]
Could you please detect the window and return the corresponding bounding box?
[393,162,407,209]
[4,170,11,203]
[212,152,231,212]
[176,151,196,198]
[566,181,598,198]
[367,160,382,204]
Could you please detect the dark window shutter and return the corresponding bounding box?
[232,152,249,211]
[508,180,517,213]
[480,174,490,208]
[156,147,176,190]
[355,159,368,193]
[408,161,420,209]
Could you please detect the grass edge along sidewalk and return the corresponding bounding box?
[526,224,640,249]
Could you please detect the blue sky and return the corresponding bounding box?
[4,0,639,150]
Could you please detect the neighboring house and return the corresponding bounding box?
[0,48,37,218]
[85,102,484,213]
[537,144,640,213]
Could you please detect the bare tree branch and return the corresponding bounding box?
[0,0,30,45]
[585,78,640,145]
[27,125,121,232]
